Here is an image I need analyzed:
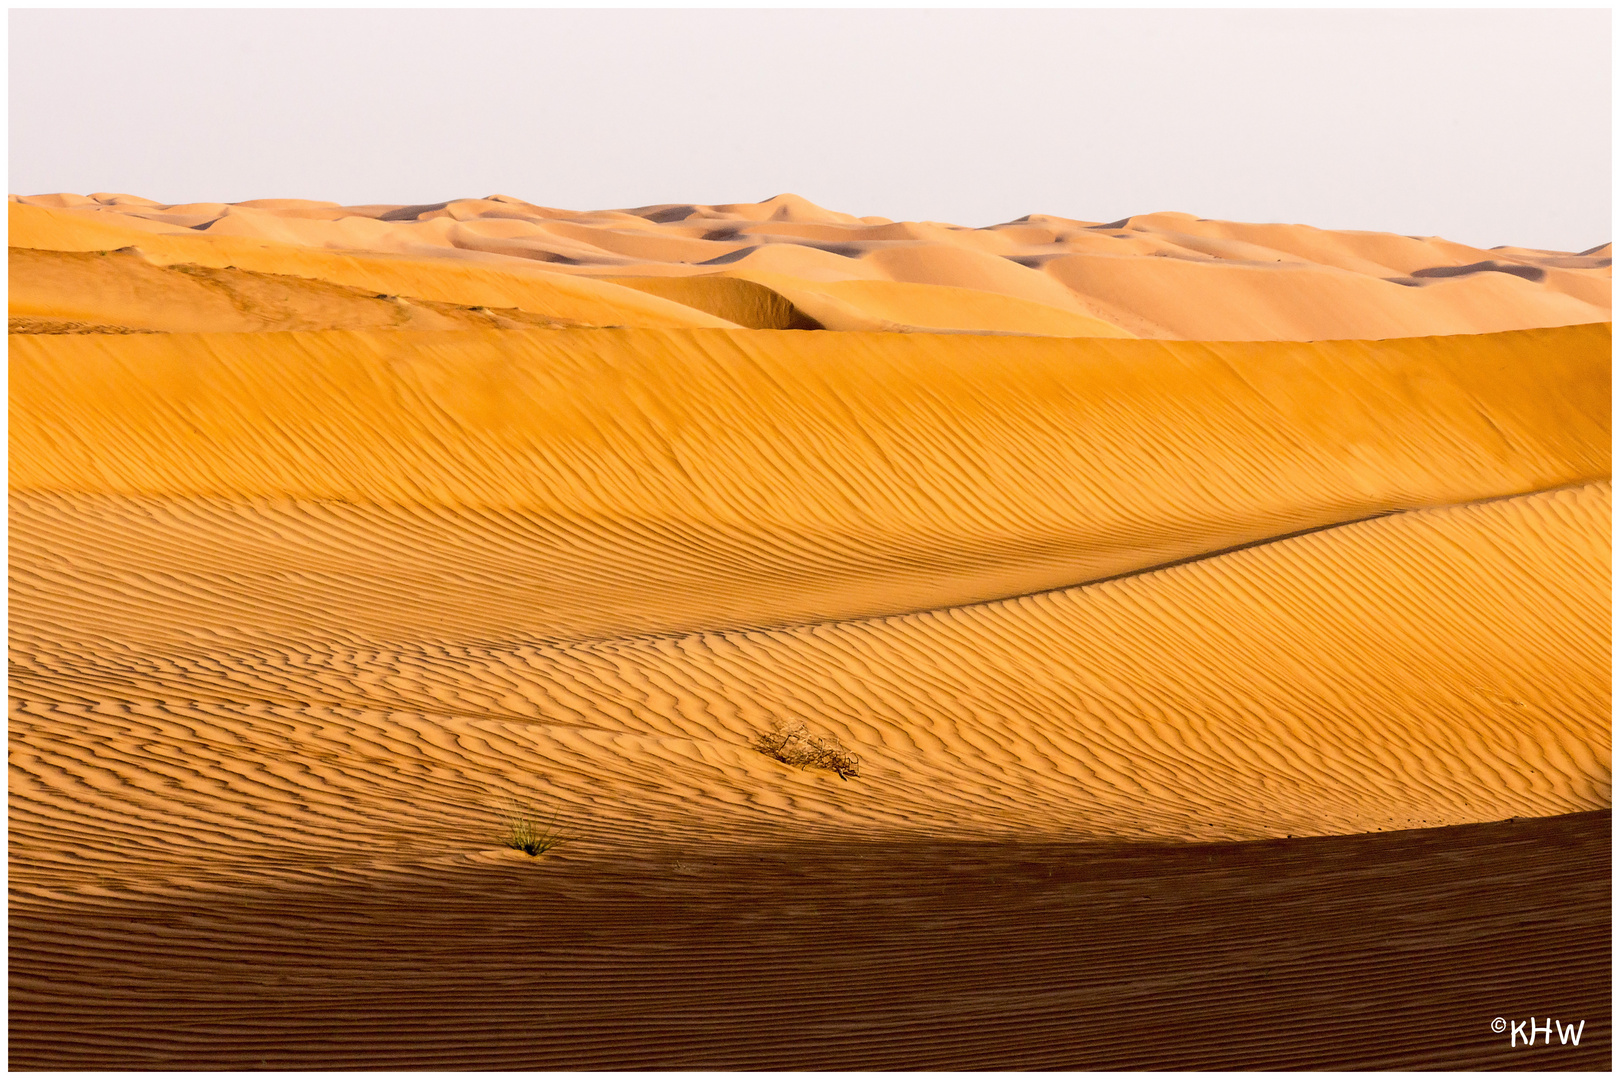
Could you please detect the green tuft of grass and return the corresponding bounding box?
[502,800,566,856]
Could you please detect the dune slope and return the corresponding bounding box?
[9,483,1611,875]
[8,247,599,334]
[9,324,1608,638]
[7,204,744,331]
[9,321,1611,866]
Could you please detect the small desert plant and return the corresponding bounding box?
[755,719,860,780]
[502,800,565,856]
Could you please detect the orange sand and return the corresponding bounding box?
[8,192,1612,1069]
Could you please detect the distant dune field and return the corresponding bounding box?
[8,193,1611,1069]
[11,191,1610,337]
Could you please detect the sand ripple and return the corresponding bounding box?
[11,484,1610,889]
[7,255,1610,1064]
[10,324,1608,640]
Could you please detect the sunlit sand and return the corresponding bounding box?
[9,192,1610,1068]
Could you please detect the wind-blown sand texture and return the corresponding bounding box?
[8,193,1612,1069]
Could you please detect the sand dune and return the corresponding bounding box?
[13,193,1608,338]
[11,325,1607,638]
[8,190,1611,1069]
[10,483,1610,873]
[765,276,1131,335]
[612,272,1135,335]
[10,322,1609,856]
[1042,252,1609,340]
[8,204,744,331]
[8,247,600,334]
[605,274,826,330]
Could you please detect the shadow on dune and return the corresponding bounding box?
[697,245,761,266]
[1004,253,1062,268]
[631,204,702,224]
[9,812,1608,1070]
[1412,261,1548,283]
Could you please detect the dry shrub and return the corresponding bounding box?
[755,719,860,780]
[502,800,565,856]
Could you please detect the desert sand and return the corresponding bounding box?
[10,192,1611,337]
[8,192,1612,1068]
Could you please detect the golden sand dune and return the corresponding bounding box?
[10,325,1607,637]
[8,247,599,334]
[10,483,1610,879]
[13,193,1608,339]
[8,204,744,332]
[7,190,1612,1068]
[10,323,1610,866]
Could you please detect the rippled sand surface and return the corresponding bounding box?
[8,194,1612,1068]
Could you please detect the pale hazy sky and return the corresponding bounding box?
[8,7,1612,250]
